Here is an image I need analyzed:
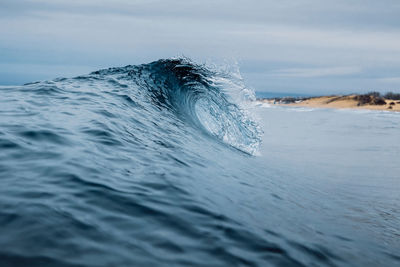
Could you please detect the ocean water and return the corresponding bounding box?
[0,59,399,266]
[255,91,313,99]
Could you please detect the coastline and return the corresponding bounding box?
[260,95,400,112]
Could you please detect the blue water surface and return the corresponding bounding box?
[0,59,399,266]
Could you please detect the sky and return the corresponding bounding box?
[1,0,400,94]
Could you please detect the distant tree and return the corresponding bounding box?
[372,98,386,105]
[384,92,400,100]
[368,91,381,97]
[354,93,386,106]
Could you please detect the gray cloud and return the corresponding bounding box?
[2,0,399,30]
[267,67,362,78]
[1,0,400,93]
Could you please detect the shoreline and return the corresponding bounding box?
[259,95,400,112]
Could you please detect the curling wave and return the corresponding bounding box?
[1,58,399,266]
[90,58,262,154]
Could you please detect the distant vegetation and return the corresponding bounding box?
[354,92,386,106]
[354,91,400,106]
[363,91,400,100]
[268,96,311,104]
[383,92,400,100]
[261,91,400,106]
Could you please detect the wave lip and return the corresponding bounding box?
[137,58,262,154]
[92,58,262,154]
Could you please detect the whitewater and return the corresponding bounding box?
[0,58,399,266]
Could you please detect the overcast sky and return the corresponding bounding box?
[1,0,400,94]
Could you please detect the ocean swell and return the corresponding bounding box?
[1,58,399,266]
[91,58,262,154]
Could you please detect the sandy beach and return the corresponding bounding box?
[264,95,400,112]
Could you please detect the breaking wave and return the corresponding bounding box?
[89,58,262,154]
[0,58,399,266]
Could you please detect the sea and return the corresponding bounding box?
[0,58,399,266]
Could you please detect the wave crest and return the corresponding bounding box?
[91,58,262,154]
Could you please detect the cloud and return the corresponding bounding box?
[267,66,362,78]
[0,0,400,93]
[229,26,400,53]
[2,0,400,30]
[378,77,400,84]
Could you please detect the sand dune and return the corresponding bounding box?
[265,95,400,112]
